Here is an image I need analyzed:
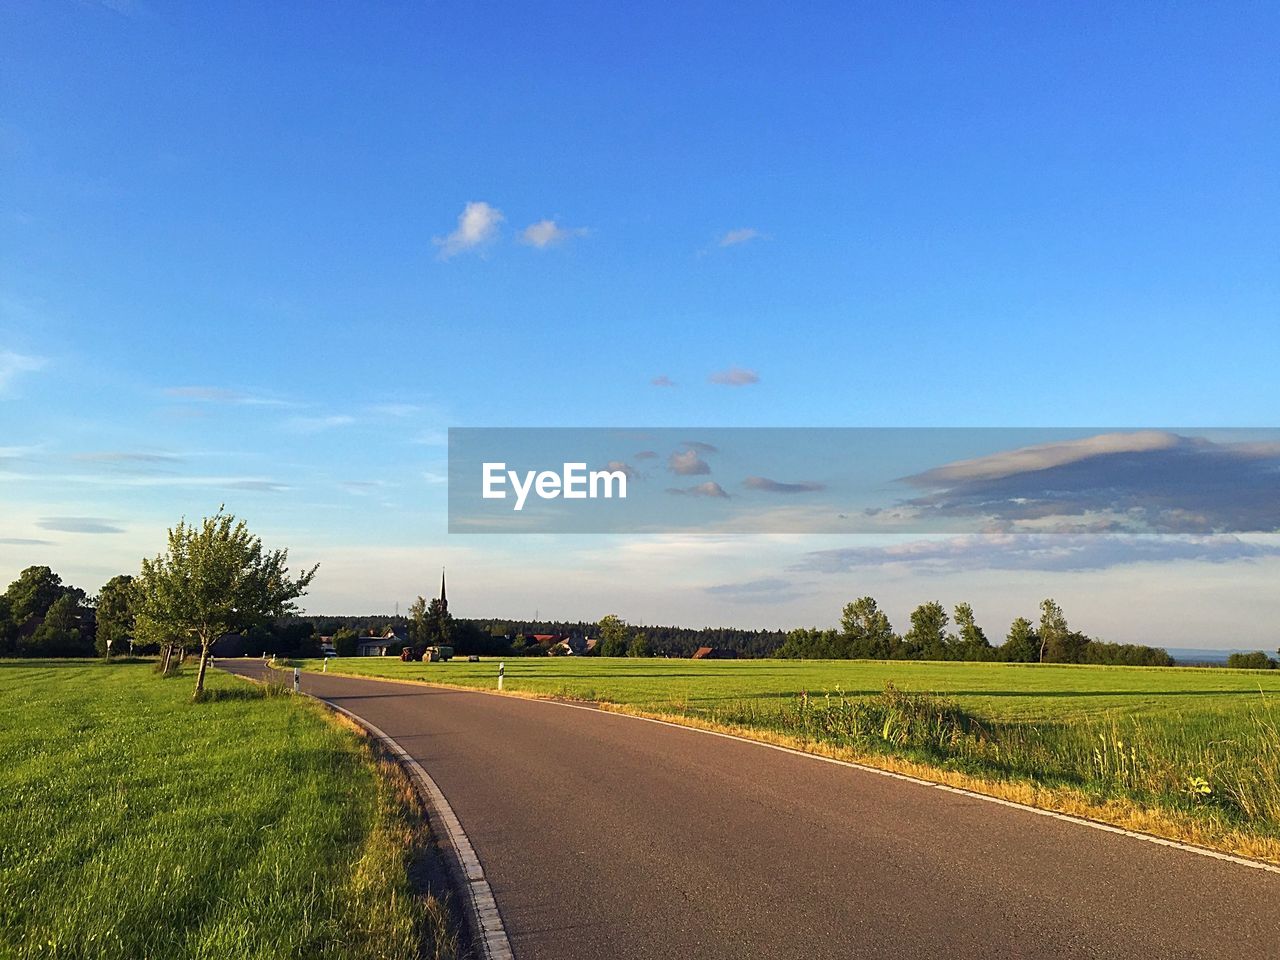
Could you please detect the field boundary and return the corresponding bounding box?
[229,666,515,960]
[279,661,1280,875]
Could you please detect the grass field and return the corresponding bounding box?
[301,655,1280,722]
[296,655,1280,860]
[0,660,459,960]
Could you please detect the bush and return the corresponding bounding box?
[1227,651,1277,670]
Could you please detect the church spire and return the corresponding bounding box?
[439,567,447,612]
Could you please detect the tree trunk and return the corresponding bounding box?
[193,639,211,699]
[160,643,172,675]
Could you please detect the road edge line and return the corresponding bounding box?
[319,698,515,960]
[227,666,515,960]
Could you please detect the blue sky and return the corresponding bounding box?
[1,2,1277,646]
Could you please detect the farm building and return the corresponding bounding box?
[691,646,737,660]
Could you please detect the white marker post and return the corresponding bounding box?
[498,661,505,691]
[323,657,328,673]
[293,666,300,695]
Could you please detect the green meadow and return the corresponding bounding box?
[303,654,1280,723]
[302,655,1280,855]
[0,661,457,960]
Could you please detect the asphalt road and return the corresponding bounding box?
[222,662,1279,960]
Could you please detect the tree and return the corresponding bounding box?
[627,632,651,658]
[134,509,318,699]
[95,574,136,659]
[29,593,92,657]
[840,597,896,659]
[0,596,16,657]
[408,596,429,648]
[427,597,454,646]
[952,602,992,659]
[1000,617,1040,662]
[903,601,949,660]
[5,565,76,624]
[333,627,359,657]
[1227,651,1277,670]
[597,614,629,657]
[1038,599,1068,663]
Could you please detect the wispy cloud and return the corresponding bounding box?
[435,201,504,259]
[634,450,659,460]
[705,576,811,603]
[796,533,1280,574]
[37,516,124,534]
[651,375,676,388]
[520,219,588,248]
[162,386,293,407]
[286,414,357,434]
[667,481,729,498]
[668,448,711,476]
[74,452,182,464]
[743,476,825,494]
[709,366,759,386]
[0,351,46,394]
[224,480,289,493]
[718,227,762,247]
[365,403,420,418]
[0,537,55,546]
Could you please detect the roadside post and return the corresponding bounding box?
[293,666,300,695]
[323,658,328,673]
[498,661,505,691]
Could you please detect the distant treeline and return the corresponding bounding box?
[775,598,1176,666]
[8,563,1280,669]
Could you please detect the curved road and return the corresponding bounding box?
[222,662,1278,960]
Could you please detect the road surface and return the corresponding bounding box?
[221,661,1279,960]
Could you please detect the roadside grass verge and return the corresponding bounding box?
[0,660,460,960]
[293,656,1280,864]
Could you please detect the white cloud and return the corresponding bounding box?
[709,366,760,386]
[435,201,504,259]
[719,227,762,247]
[520,219,588,249]
[668,448,711,476]
[0,351,46,394]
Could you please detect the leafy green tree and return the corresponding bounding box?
[333,627,359,657]
[1226,651,1277,669]
[776,627,841,659]
[427,597,453,646]
[5,565,75,623]
[94,574,136,659]
[1038,598,1068,663]
[597,614,629,657]
[408,596,429,648]
[840,597,896,659]
[29,593,92,657]
[952,602,991,659]
[135,509,318,699]
[627,632,651,657]
[0,596,16,657]
[1000,617,1040,662]
[904,601,949,659]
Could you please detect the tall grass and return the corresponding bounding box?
[712,683,1280,833]
[0,661,460,960]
